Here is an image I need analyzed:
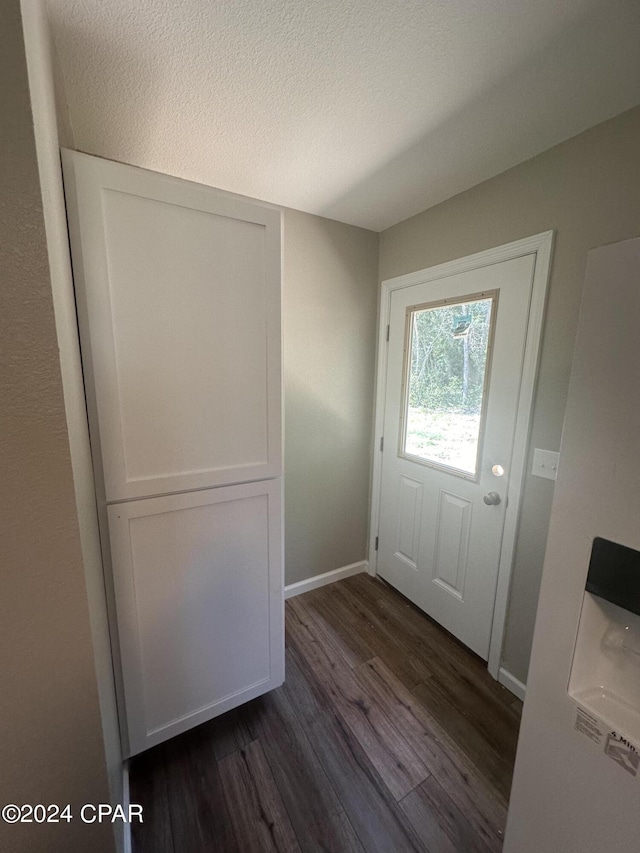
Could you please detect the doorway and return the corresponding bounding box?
[370,233,553,680]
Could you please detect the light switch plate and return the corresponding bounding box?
[532,448,559,481]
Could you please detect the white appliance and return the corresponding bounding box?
[505,235,640,851]
[62,150,284,757]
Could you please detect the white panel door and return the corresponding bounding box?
[378,255,535,658]
[62,149,281,501]
[108,480,283,756]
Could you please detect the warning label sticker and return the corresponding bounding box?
[604,732,640,777]
[575,707,604,745]
[574,704,640,778]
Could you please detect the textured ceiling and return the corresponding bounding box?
[47,0,640,231]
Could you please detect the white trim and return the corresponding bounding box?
[285,561,368,599]
[486,232,554,678]
[498,666,526,702]
[122,762,132,853]
[369,231,554,682]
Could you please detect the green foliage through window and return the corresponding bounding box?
[408,298,492,416]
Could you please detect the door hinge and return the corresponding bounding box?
[375,536,379,551]
[380,436,384,452]
[386,324,390,342]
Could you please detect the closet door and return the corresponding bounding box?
[63,150,281,502]
[109,481,283,756]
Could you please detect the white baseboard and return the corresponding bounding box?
[285,561,368,599]
[498,666,526,702]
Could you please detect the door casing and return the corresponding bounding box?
[369,232,554,683]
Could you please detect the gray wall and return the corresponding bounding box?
[0,2,113,851]
[283,209,379,585]
[379,105,640,683]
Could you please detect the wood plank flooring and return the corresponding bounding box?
[130,574,523,853]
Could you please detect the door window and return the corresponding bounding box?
[400,292,497,478]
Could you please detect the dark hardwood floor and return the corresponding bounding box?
[130,573,523,853]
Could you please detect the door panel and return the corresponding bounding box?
[378,255,535,658]
[108,480,283,756]
[433,489,472,599]
[63,150,282,501]
[396,475,423,568]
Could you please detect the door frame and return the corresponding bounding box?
[369,231,554,681]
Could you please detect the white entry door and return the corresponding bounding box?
[377,254,536,659]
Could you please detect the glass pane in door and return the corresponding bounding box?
[402,293,495,476]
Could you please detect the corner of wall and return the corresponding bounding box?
[20,1,125,850]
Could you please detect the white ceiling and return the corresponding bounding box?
[48,0,640,232]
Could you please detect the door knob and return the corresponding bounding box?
[483,491,502,506]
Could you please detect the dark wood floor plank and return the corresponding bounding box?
[421,669,520,760]
[162,723,238,853]
[131,575,522,853]
[282,646,429,853]
[401,776,494,853]
[344,575,481,675]
[323,580,433,690]
[304,583,378,665]
[207,704,253,761]
[510,696,524,717]
[345,576,522,765]
[129,746,174,853]
[416,647,521,735]
[355,657,507,851]
[296,588,374,668]
[243,689,365,853]
[287,595,430,800]
[411,679,514,803]
[218,739,301,853]
[345,574,517,713]
[281,639,335,723]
